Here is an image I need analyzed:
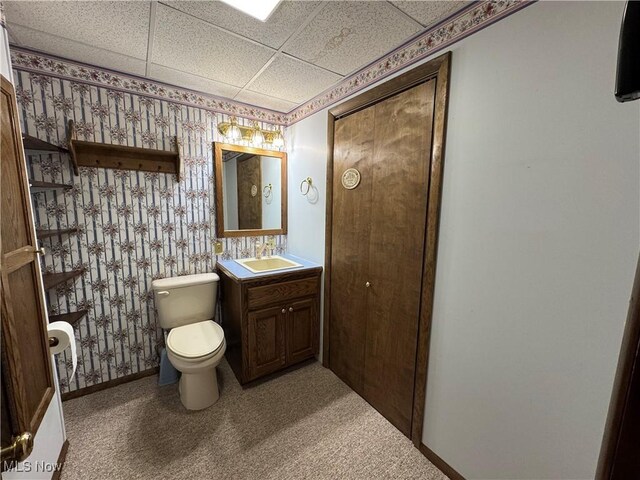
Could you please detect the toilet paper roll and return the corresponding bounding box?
[47,321,77,378]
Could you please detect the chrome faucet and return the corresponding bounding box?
[255,242,268,259]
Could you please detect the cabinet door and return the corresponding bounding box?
[286,298,318,365]
[247,305,285,379]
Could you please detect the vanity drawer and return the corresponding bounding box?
[247,276,318,310]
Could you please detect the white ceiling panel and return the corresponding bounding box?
[9,24,147,76]
[148,64,242,99]
[283,1,422,76]
[4,1,150,59]
[153,4,275,87]
[161,0,322,49]
[234,90,297,113]
[247,54,342,104]
[391,1,471,27]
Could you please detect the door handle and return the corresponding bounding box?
[289,307,293,312]
[36,247,45,256]
[1,432,33,463]
[281,308,286,314]
[365,282,371,288]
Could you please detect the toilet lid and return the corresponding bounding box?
[167,320,224,359]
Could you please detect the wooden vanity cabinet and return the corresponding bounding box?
[217,264,322,384]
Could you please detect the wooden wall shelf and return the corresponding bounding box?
[22,134,69,154]
[29,180,73,193]
[36,228,80,239]
[67,120,182,180]
[48,310,88,326]
[42,270,83,290]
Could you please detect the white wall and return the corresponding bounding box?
[1,21,13,82]
[2,20,67,480]
[286,112,328,355]
[261,155,282,230]
[222,158,239,230]
[287,2,640,479]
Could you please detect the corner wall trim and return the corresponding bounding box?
[419,443,466,480]
[61,367,159,401]
[51,439,69,480]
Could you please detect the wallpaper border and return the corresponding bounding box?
[8,0,533,126]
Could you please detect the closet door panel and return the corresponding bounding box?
[329,107,375,393]
[363,80,436,435]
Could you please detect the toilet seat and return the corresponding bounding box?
[167,320,225,359]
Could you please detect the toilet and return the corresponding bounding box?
[152,273,226,410]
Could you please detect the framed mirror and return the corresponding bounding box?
[214,142,287,237]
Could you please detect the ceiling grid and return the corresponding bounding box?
[5,1,533,122]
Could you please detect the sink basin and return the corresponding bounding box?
[235,255,302,273]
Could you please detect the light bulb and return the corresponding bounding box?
[272,130,284,148]
[226,117,242,141]
[251,124,264,145]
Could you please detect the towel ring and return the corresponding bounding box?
[263,184,272,199]
[300,177,313,196]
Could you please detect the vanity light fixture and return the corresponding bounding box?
[217,119,285,148]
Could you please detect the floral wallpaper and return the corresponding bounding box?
[13,68,286,394]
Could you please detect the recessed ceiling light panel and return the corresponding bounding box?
[219,0,282,22]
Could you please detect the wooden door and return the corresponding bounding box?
[363,81,436,435]
[597,255,640,479]
[247,305,285,379]
[237,154,262,230]
[286,298,318,365]
[329,80,436,437]
[329,106,375,393]
[1,75,54,465]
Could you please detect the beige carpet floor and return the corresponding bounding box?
[61,359,448,480]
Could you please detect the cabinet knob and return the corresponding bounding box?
[281,308,286,314]
[365,281,371,288]
[289,307,293,312]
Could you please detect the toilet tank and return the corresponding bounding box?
[151,273,219,329]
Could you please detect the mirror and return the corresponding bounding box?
[214,142,287,237]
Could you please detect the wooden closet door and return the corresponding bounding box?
[1,75,54,464]
[237,154,262,229]
[363,80,436,436]
[329,107,375,393]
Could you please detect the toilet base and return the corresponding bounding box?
[178,366,220,410]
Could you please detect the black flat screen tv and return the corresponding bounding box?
[616,1,640,102]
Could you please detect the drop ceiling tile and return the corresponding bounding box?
[248,54,342,104]
[4,1,150,59]
[283,1,422,76]
[148,64,241,99]
[391,1,471,27]
[234,90,297,113]
[153,4,275,87]
[8,24,147,76]
[161,0,321,49]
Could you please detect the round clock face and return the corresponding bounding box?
[251,184,258,197]
[341,168,361,190]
